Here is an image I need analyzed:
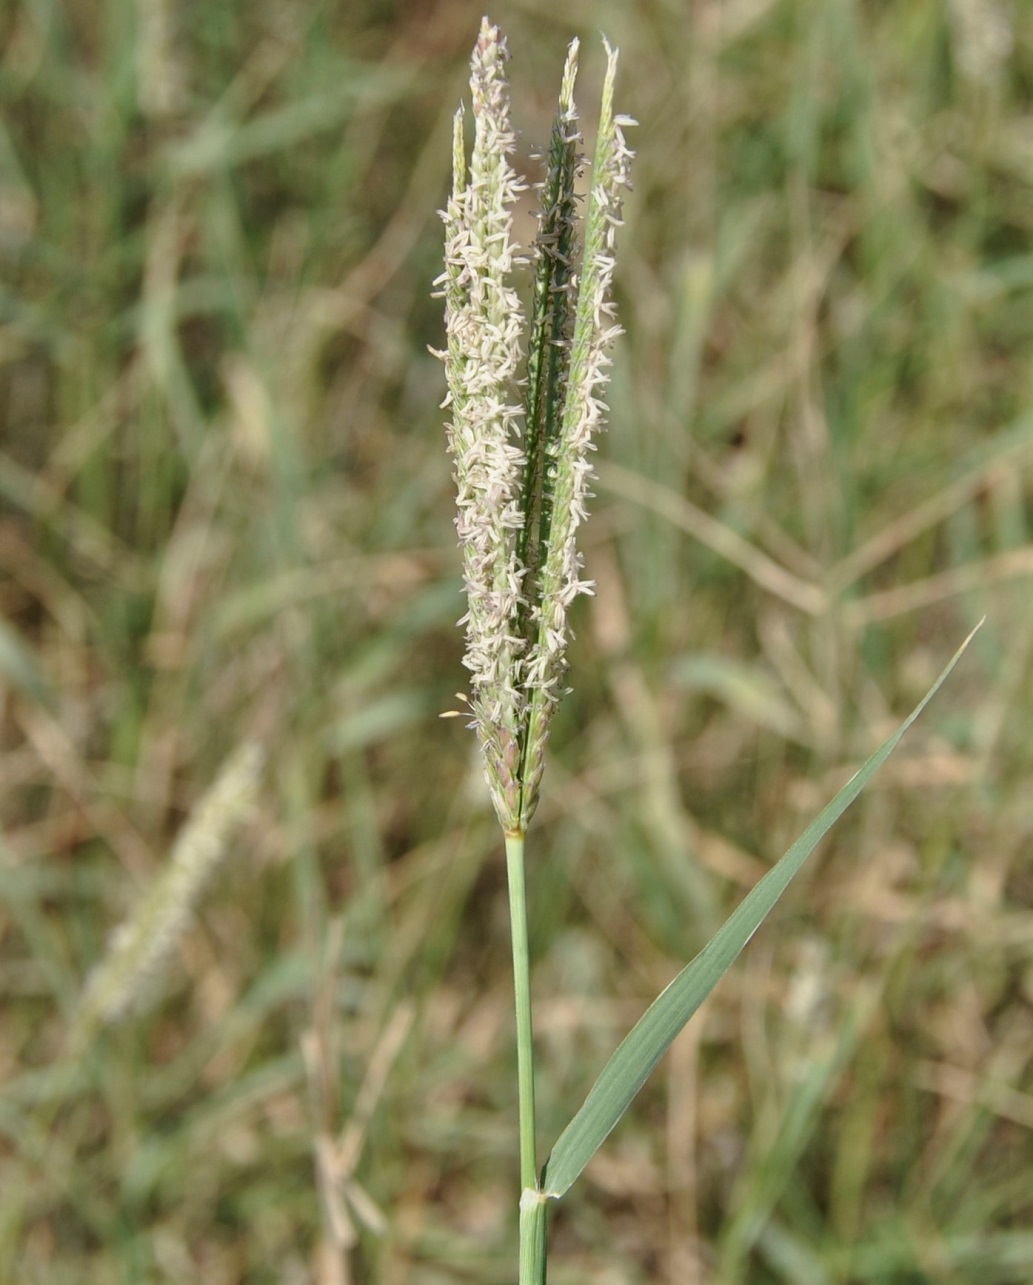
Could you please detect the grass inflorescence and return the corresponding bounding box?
[436,19,634,837]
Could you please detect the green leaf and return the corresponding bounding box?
[541,622,981,1200]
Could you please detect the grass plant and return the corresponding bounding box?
[2,1,1033,1280]
[438,21,976,1281]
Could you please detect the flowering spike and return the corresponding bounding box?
[76,742,264,1038]
[519,40,635,827]
[437,21,634,834]
[518,38,583,651]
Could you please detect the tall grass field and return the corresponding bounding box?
[2,2,1032,1281]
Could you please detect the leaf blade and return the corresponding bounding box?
[541,622,981,1199]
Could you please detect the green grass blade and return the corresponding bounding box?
[541,622,982,1200]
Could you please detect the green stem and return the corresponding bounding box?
[504,828,546,1282]
[519,1189,549,1283]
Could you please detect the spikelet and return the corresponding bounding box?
[75,741,264,1039]
[435,20,634,835]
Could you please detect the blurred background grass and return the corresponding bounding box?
[2,0,1033,1280]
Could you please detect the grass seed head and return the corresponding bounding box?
[437,19,634,834]
[76,742,265,1039]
